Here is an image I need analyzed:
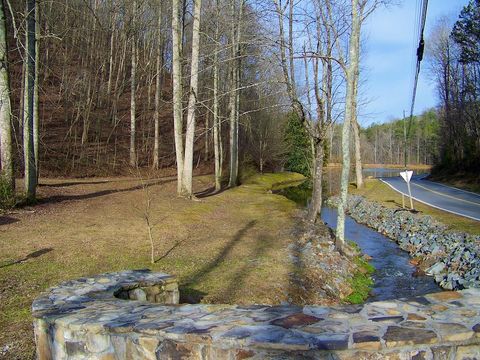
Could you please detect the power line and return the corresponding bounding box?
[405,0,428,168]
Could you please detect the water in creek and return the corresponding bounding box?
[279,169,441,301]
[321,207,440,301]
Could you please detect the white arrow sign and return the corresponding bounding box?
[399,170,415,210]
[400,170,413,183]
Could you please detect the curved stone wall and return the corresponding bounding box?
[32,270,480,359]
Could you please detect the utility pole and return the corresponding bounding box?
[403,110,407,169]
[402,111,407,208]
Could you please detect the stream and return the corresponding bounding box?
[320,207,440,301]
[279,168,440,301]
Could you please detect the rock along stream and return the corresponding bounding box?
[279,168,440,302]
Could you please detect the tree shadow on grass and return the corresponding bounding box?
[221,232,275,304]
[385,199,403,208]
[182,220,257,290]
[39,180,115,187]
[38,178,176,205]
[195,186,227,199]
[0,248,53,269]
[155,238,189,263]
[0,216,19,226]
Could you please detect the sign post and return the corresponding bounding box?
[400,170,414,210]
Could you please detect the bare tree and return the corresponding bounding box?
[172,0,184,194]
[181,0,203,197]
[273,0,342,223]
[212,0,222,191]
[23,0,37,201]
[34,0,39,180]
[0,0,13,191]
[153,3,162,170]
[336,0,361,251]
[228,0,244,187]
[129,0,137,167]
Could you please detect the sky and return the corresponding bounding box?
[361,0,469,125]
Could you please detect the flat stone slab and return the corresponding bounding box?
[32,271,480,359]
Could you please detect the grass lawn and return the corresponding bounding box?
[351,179,480,235]
[0,172,305,359]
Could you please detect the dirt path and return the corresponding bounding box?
[0,173,306,359]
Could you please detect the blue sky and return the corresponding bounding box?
[361,0,469,125]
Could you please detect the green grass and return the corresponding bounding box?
[346,256,375,304]
[243,172,306,190]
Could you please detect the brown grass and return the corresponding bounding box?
[0,172,304,359]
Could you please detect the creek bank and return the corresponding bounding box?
[327,195,480,291]
[287,211,374,305]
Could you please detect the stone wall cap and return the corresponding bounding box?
[32,270,480,354]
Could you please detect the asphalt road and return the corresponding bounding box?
[380,175,480,221]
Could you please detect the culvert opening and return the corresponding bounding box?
[114,282,179,304]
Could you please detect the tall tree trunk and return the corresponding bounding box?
[181,0,202,197]
[172,0,184,194]
[228,0,243,187]
[0,0,14,191]
[129,0,137,167]
[153,3,162,170]
[19,59,25,137]
[213,1,221,191]
[204,111,209,161]
[33,0,39,180]
[302,51,316,177]
[81,76,92,145]
[353,119,363,188]
[24,0,37,201]
[352,36,363,188]
[228,0,237,187]
[107,5,116,96]
[308,139,324,222]
[228,69,237,187]
[336,0,360,251]
[288,0,295,91]
[273,0,297,113]
[306,14,330,223]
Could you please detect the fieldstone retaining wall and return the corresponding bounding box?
[328,195,480,290]
[33,270,480,359]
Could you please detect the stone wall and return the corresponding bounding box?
[32,270,480,359]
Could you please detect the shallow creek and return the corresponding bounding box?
[278,168,440,301]
[320,207,440,301]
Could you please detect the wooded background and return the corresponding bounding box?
[0,0,478,190]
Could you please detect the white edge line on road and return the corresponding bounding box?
[418,177,480,198]
[379,179,480,222]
